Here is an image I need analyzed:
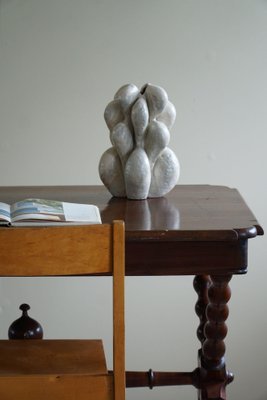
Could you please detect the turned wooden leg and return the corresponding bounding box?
[194,275,211,345]
[198,274,234,400]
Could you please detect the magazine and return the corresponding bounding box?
[0,198,101,226]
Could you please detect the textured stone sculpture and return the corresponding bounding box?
[99,83,180,199]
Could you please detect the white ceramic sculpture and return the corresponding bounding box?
[99,83,180,199]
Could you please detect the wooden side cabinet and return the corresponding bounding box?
[0,221,125,400]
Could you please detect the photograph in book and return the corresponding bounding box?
[0,199,102,226]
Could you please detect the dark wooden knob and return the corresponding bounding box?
[8,304,43,339]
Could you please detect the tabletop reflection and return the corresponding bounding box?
[101,196,180,231]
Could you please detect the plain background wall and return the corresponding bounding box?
[0,1,266,399]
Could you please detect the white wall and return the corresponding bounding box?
[0,1,266,399]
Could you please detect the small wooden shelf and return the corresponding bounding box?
[0,340,107,375]
[0,339,112,400]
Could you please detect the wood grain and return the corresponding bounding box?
[0,224,112,276]
[0,220,125,399]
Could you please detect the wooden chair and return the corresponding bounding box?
[0,221,125,400]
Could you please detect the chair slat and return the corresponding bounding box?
[0,225,112,276]
[113,221,125,400]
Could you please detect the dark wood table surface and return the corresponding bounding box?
[0,185,263,399]
[0,184,262,275]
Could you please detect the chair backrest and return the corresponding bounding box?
[0,220,125,400]
[0,222,123,276]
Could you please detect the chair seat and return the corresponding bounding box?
[0,340,112,400]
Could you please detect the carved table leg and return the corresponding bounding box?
[194,275,211,346]
[197,274,234,400]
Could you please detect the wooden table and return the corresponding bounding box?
[0,185,263,400]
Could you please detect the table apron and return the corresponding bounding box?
[125,239,248,276]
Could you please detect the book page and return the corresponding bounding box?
[63,202,101,222]
[0,203,11,224]
[11,199,64,222]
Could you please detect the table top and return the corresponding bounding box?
[0,185,263,275]
[0,184,263,241]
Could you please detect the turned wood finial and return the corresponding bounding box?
[8,303,43,340]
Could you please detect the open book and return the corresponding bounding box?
[0,198,101,226]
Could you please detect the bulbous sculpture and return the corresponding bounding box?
[99,83,180,199]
